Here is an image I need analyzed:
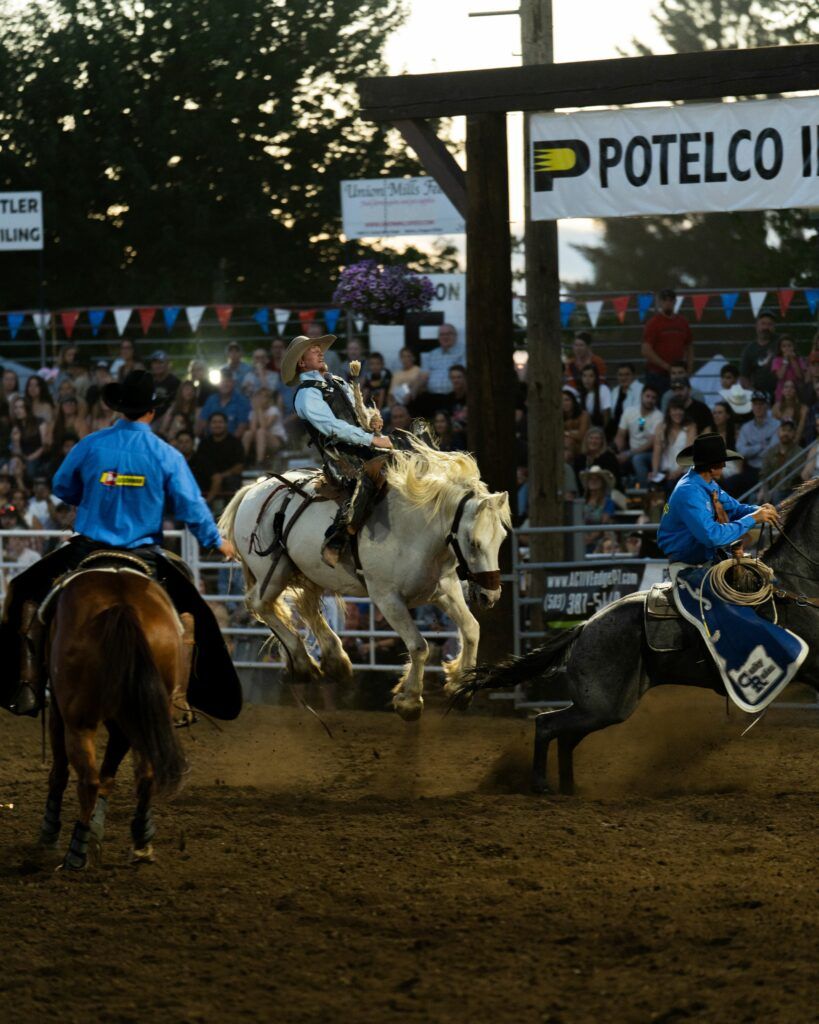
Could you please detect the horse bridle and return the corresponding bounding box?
[446,490,502,591]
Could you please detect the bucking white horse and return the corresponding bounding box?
[219,436,511,719]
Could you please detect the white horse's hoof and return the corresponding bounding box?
[130,844,155,865]
[393,696,424,721]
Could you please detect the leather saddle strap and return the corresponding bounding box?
[258,493,317,598]
[773,586,819,609]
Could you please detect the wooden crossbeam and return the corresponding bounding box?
[392,119,467,216]
[360,45,819,120]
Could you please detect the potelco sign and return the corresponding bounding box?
[530,96,819,220]
[0,191,43,250]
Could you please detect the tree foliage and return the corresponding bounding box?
[0,0,445,307]
[575,0,819,290]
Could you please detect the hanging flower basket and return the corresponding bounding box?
[332,260,434,325]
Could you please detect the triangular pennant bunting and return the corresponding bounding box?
[138,307,157,335]
[585,300,603,328]
[274,308,291,335]
[748,291,767,318]
[612,296,630,324]
[720,293,739,319]
[804,289,819,317]
[163,306,181,333]
[185,306,205,332]
[637,293,654,321]
[60,311,79,339]
[691,294,710,321]
[777,289,795,318]
[88,309,106,336]
[32,312,50,339]
[674,295,684,314]
[252,308,270,334]
[7,312,24,339]
[559,300,576,328]
[324,308,341,333]
[298,309,318,331]
[113,308,133,336]
[215,305,233,329]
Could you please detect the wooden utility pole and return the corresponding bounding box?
[521,0,564,597]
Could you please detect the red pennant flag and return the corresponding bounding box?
[612,296,630,323]
[60,311,79,339]
[298,309,318,331]
[691,294,710,321]
[777,288,795,317]
[138,307,157,335]
[215,305,233,329]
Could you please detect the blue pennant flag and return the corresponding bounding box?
[559,300,576,328]
[163,306,181,333]
[637,293,654,321]
[324,308,341,333]
[88,309,106,336]
[252,308,270,334]
[720,292,739,319]
[7,312,24,339]
[804,289,819,317]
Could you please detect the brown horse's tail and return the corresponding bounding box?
[96,604,187,797]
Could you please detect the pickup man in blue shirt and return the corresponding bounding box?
[657,432,779,565]
[1,371,240,719]
[283,333,393,567]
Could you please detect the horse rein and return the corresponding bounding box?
[761,520,819,608]
[446,490,501,591]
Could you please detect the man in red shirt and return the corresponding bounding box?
[641,288,693,397]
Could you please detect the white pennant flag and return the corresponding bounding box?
[674,295,684,314]
[748,290,767,318]
[274,308,291,336]
[32,312,50,339]
[113,308,133,336]
[185,306,206,333]
[585,300,603,328]
[354,316,366,336]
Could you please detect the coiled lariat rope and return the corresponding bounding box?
[704,556,775,608]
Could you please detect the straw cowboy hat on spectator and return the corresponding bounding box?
[579,465,616,491]
[281,334,337,386]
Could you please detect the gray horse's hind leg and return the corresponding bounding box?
[533,707,608,794]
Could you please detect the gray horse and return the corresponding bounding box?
[453,480,819,794]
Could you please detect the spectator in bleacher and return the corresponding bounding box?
[87,389,116,433]
[10,398,48,481]
[449,364,468,441]
[574,425,621,492]
[579,364,611,431]
[221,341,253,387]
[608,363,643,441]
[0,473,11,508]
[771,335,807,404]
[186,358,216,408]
[666,377,714,435]
[641,288,693,396]
[419,324,465,403]
[24,376,54,427]
[246,348,281,395]
[109,338,140,381]
[84,360,113,409]
[579,465,616,553]
[712,401,742,485]
[739,309,778,397]
[41,500,75,553]
[772,378,807,442]
[719,362,739,390]
[362,351,392,412]
[614,383,662,484]
[28,476,58,530]
[800,411,819,483]
[148,350,181,409]
[565,331,607,388]
[759,419,802,504]
[268,337,286,376]
[172,429,196,469]
[191,411,246,507]
[563,441,580,500]
[718,380,753,428]
[562,386,590,455]
[154,380,197,438]
[44,432,78,479]
[244,386,287,467]
[726,391,780,496]
[650,397,696,492]
[51,395,89,452]
[1,503,41,583]
[53,345,78,393]
[386,404,412,434]
[660,361,706,412]
[432,411,465,452]
[13,485,43,531]
[389,347,424,407]
[197,370,251,439]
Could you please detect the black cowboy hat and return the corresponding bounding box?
[102,370,162,418]
[677,431,741,468]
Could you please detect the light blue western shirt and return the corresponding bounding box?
[52,419,222,550]
[293,371,373,447]
[657,468,758,564]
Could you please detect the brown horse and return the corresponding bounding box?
[39,567,191,870]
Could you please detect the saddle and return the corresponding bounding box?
[644,582,690,653]
[37,550,156,625]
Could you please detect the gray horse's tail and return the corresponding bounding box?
[448,626,582,709]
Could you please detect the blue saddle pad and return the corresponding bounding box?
[673,565,807,713]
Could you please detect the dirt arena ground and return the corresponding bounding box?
[0,687,816,1024]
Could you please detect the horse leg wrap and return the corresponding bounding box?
[39,794,62,847]
[62,821,91,870]
[131,808,156,849]
[172,614,196,727]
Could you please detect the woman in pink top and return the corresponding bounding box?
[772,335,807,403]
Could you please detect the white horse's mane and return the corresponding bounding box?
[384,434,512,529]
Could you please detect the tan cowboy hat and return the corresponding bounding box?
[579,464,615,491]
[280,334,337,386]
[719,382,753,415]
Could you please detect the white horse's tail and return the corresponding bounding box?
[287,579,345,638]
[218,482,256,549]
